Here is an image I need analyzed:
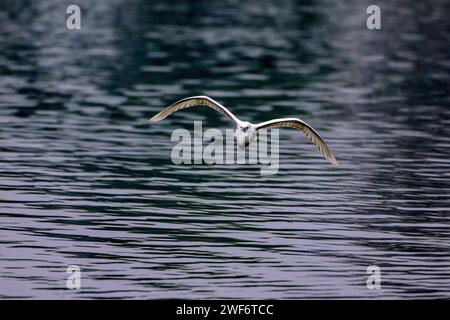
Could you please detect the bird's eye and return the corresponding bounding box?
[243,127,248,132]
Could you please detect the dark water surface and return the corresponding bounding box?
[1,0,449,298]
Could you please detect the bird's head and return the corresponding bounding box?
[241,121,251,131]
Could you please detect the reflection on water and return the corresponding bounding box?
[0,0,449,298]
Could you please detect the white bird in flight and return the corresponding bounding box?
[149,96,338,165]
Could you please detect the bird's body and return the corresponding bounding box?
[234,121,256,149]
[149,96,338,165]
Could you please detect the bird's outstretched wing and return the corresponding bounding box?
[256,118,338,165]
[149,96,239,124]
